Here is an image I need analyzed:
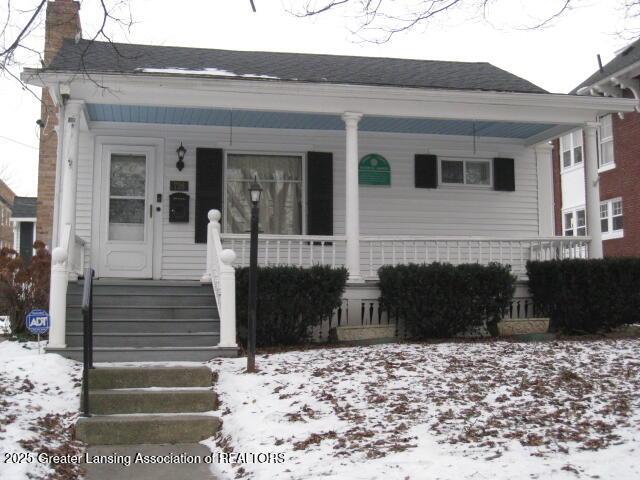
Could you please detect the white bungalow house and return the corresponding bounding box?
[22,36,635,360]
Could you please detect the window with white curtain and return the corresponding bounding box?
[563,207,586,237]
[560,130,583,170]
[599,115,615,169]
[225,153,303,235]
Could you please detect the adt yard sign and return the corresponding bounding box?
[26,309,50,335]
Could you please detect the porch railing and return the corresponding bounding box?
[204,210,237,348]
[222,234,347,268]
[360,236,590,278]
[220,234,590,277]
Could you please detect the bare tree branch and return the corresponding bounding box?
[288,0,640,43]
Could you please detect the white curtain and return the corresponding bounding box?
[226,154,302,234]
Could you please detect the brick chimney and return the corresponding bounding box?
[36,0,81,247]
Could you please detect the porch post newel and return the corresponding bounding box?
[584,123,603,258]
[342,112,363,283]
[49,248,68,348]
[218,249,237,348]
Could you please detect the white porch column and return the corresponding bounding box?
[534,143,555,237]
[48,100,83,349]
[584,123,603,258]
[58,100,83,277]
[342,112,363,283]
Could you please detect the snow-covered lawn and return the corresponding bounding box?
[0,340,83,479]
[209,340,640,480]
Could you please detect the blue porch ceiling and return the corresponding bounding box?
[86,104,555,139]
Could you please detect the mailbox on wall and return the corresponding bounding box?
[169,192,190,223]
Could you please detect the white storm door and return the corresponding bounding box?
[99,147,155,278]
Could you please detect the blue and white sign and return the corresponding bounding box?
[26,309,50,335]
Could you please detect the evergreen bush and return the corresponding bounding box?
[378,262,515,338]
[235,265,348,347]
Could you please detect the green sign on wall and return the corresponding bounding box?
[359,153,391,186]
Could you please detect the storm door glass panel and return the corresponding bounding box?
[108,154,146,241]
[226,154,302,235]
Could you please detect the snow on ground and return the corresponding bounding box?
[208,340,640,480]
[0,340,83,479]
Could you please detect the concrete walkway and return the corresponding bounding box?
[84,444,218,480]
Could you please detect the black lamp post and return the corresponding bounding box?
[247,177,262,373]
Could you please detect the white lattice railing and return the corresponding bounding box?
[221,234,347,268]
[218,234,590,278]
[360,236,591,277]
[203,210,237,348]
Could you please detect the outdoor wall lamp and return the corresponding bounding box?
[176,142,187,171]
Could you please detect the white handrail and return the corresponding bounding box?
[205,210,237,349]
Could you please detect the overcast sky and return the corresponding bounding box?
[0,0,636,196]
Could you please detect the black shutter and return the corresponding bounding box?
[493,157,515,191]
[415,154,438,188]
[195,148,223,243]
[307,152,333,235]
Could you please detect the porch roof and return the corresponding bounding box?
[86,104,556,139]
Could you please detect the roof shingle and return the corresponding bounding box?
[11,197,36,218]
[571,37,640,94]
[46,39,547,94]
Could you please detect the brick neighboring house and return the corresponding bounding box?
[552,38,640,257]
[36,0,82,247]
[10,197,37,263]
[0,179,16,249]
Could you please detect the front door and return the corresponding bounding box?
[99,146,155,278]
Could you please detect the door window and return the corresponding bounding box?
[108,154,146,241]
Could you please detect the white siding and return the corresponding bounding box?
[76,123,540,280]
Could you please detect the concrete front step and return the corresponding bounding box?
[66,332,220,348]
[67,305,218,320]
[67,293,215,307]
[89,366,213,389]
[75,414,220,445]
[48,345,238,362]
[88,389,217,415]
[67,318,220,334]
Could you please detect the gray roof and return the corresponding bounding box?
[571,37,640,94]
[11,197,36,218]
[46,39,547,94]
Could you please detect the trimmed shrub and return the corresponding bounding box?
[0,241,51,336]
[235,265,348,347]
[526,258,640,334]
[378,262,515,338]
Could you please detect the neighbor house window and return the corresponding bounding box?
[440,158,491,186]
[560,130,583,170]
[600,198,623,239]
[563,208,586,237]
[599,115,615,168]
[225,153,303,235]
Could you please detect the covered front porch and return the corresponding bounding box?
[24,66,635,355]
